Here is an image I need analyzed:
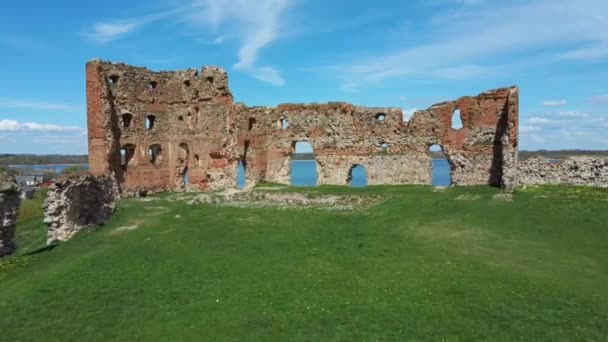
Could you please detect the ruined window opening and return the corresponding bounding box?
[291,141,317,187]
[120,144,136,169]
[244,140,251,156]
[146,115,156,130]
[279,116,288,130]
[178,116,184,121]
[194,154,201,167]
[121,113,133,128]
[348,164,368,188]
[148,144,162,165]
[429,144,451,187]
[184,80,191,87]
[149,81,158,90]
[248,117,256,131]
[183,167,190,187]
[237,160,246,189]
[108,75,119,85]
[380,142,389,151]
[451,109,463,130]
[376,113,386,122]
[178,143,190,163]
[206,76,214,84]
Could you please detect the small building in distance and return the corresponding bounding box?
[15,169,46,187]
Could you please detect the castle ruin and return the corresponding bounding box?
[86,60,519,193]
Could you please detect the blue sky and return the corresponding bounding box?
[1,0,607,154]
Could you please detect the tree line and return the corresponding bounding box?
[0,154,88,166]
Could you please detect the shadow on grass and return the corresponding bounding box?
[25,244,58,256]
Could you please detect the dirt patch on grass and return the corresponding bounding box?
[142,206,171,215]
[455,194,482,201]
[176,190,383,210]
[110,220,144,235]
[414,224,487,242]
[492,193,513,202]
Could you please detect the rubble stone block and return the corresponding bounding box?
[0,173,21,257]
[44,173,120,244]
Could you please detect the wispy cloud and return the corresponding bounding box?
[0,120,87,154]
[519,108,608,149]
[86,1,292,85]
[520,125,541,133]
[591,95,608,105]
[558,44,608,61]
[186,0,291,85]
[319,0,608,90]
[558,111,589,118]
[85,7,190,44]
[0,99,83,112]
[0,119,85,132]
[86,22,140,44]
[0,35,52,54]
[541,100,567,107]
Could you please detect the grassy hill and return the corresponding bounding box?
[1,185,607,340]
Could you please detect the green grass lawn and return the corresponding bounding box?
[1,185,607,341]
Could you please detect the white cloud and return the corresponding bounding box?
[520,125,541,132]
[528,117,553,124]
[187,0,291,85]
[86,1,291,85]
[0,119,84,132]
[402,108,418,122]
[541,100,567,107]
[0,99,83,112]
[321,0,608,90]
[0,120,88,154]
[86,22,140,44]
[558,111,589,118]
[520,109,608,149]
[85,7,190,44]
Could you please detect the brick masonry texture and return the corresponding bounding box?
[86,60,520,192]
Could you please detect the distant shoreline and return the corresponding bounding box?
[8,163,88,167]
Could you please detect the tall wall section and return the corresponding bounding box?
[87,60,519,192]
[87,60,236,192]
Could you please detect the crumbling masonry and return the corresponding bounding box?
[0,173,20,257]
[87,60,519,192]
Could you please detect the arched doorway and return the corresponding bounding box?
[291,141,317,186]
[429,144,451,186]
[177,143,190,188]
[348,164,368,187]
[237,160,246,189]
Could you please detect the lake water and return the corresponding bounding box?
[238,159,451,188]
[10,160,451,187]
[8,164,89,173]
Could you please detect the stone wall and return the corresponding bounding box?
[0,173,21,257]
[518,157,608,188]
[87,60,519,192]
[44,173,120,244]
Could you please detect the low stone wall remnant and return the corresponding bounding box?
[0,173,21,257]
[44,173,120,244]
[518,156,608,188]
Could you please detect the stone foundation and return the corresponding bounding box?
[0,173,21,257]
[44,173,120,244]
[518,157,608,188]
